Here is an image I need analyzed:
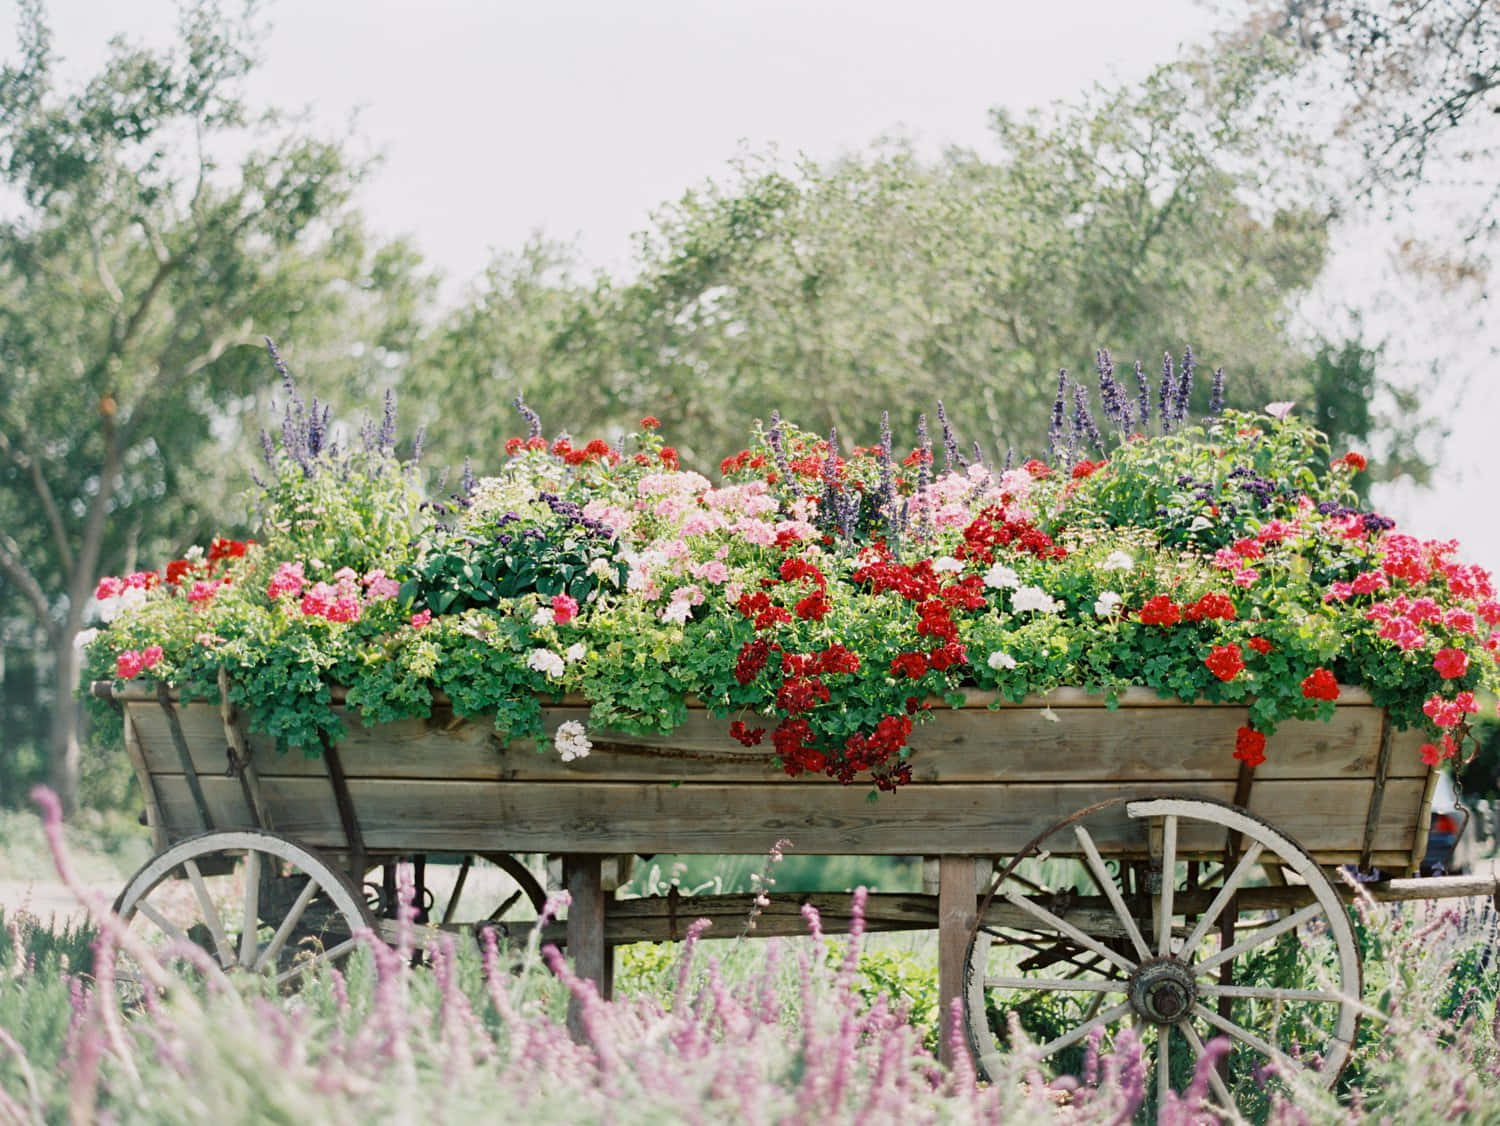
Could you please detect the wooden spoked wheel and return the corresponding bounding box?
[361,854,547,929]
[428,854,548,927]
[114,829,377,996]
[963,797,1361,1118]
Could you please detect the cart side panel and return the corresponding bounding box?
[143,773,1424,863]
[125,701,1427,784]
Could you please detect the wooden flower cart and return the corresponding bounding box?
[95,675,1495,1113]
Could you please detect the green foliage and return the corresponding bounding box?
[0,0,430,810]
[411,54,1376,475]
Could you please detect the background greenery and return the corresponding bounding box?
[0,0,1492,818]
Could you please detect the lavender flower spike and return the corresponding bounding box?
[1176,345,1195,426]
[936,400,959,473]
[512,394,543,439]
[1158,352,1174,435]
[1048,370,1068,462]
[876,411,898,543]
[1135,360,1150,429]
[1209,366,1225,415]
[915,413,933,541]
[1095,348,1126,432]
[1073,381,1104,456]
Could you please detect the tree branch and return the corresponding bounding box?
[0,427,75,575]
[0,526,55,635]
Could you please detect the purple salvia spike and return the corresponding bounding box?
[259,428,276,469]
[1072,381,1104,456]
[461,457,475,504]
[1048,369,1068,463]
[512,394,543,439]
[1210,365,1225,415]
[915,413,932,541]
[876,411,900,546]
[1177,345,1195,426]
[1159,352,1174,435]
[768,409,797,497]
[378,388,397,455]
[971,440,985,470]
[936,400,959,473]
[1135,360,1150,429]
[410,423,425,466]
[1095,348,1125,431]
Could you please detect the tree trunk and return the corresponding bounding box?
[47,631,81,817]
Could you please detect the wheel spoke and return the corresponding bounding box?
[182,858,234,969]
[239,849,261,968]
[1182,842,1265,956]
[1001,890,1137,975]
[273,935,361,987]
[1157,815,1178,957]
[1192,1002,1303,1077]
[1034,1000,1134,1060]
[251,877,321,974]
[1157,1022,1172,1109]
[1197,984,1351,1005]
[440,855,474,926]
[1194,903,1323,974]
[984,975,1128,993]
[134,898,193,948]
[1074,825,1151,961]
[1177,1020,1238,1114]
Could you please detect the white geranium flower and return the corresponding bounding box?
[565,642,587,663]
[932,556,964,574]
[1099,550,1134,572]
[526,648,565,679]
[1011,585,1061,614]
[983,562,1021,590]
[1094,591,1123,618]
[554,720,592,762]
[987,651,1018,671]
[531,607,554,627]
[660,599,693,625]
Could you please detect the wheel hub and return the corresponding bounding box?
[1127,958,1197,1025]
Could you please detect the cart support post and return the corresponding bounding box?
[564,854,613,1042]
[937,855,981,1071]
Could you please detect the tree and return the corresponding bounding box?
[416,53,1364,467]
[1225,0,1498,215]
[0,0,429,813]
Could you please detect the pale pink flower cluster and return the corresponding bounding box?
[301,569,363,623]
[267,561,306,600]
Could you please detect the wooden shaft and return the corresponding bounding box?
[156,683,213,831]
[1359,713,1395,873]
[937,856,980,1071]
[319,732,366,880]
[564,854,610,1043]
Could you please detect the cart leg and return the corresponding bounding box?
[563,854,613,1041]
[938,855,981,1073]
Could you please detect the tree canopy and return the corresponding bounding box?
[0,0,428,810]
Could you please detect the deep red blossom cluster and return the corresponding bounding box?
[1204,644,1245,682]
[955,506,1065,565]
[1138,595,1182,627]
[1300,668,1340,701]
[1234,725,1266,767]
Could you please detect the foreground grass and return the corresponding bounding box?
[2,803,1499,1122]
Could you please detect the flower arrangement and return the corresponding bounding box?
[84,345,1500,790]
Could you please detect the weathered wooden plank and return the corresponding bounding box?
[146,776,1425,860]
[564,855,610,1035]
[938,858,981,1070]
[124,700,1429,785]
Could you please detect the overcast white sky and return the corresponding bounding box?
[6,0,1497,574]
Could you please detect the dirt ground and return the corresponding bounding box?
[0,879,119,927]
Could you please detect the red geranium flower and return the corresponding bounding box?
[1433,647,1469,680]
[1300,668,1340,701]
[1234,726,1266,767]
[1204,644,1245,682]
